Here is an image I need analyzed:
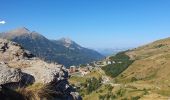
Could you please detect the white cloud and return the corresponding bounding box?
[0,20,6,24]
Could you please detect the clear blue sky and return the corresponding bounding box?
[0,0,170,48]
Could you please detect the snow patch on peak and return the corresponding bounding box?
[61,37,72,44]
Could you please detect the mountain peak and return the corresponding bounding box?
[8,27,30,34]
[0,27,32,39]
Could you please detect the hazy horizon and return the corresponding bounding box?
[0,0,170,49]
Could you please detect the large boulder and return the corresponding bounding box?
[22,61,66,84]
[0,62,22,85]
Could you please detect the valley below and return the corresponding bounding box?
[68,37,170,100]
[0,28,170,100]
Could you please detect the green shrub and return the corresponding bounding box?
[131,77,138,82]
[116,88,126,97]
[86,77,102,94]
[99,89,103,93]
[99,95,105,100]
[99,93,116,100]
[105,84,113,92]
[143,88,149,95]
[154,44,165,48]
[131,96,141,100]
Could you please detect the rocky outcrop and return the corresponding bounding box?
[0,38,81,100]
[0,39,64,84]
[22,62,65,84]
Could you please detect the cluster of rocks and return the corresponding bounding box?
[0,39,81,100]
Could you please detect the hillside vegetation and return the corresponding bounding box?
[102,52,134,77]
[118,37,170,83]
[114,37,170,98]
[71,38,170,100]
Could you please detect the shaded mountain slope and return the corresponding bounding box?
[0,27,104,67]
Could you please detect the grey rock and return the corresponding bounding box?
[22,61,64,84]
[0,63,22,85]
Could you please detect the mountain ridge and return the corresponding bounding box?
[0,27,104,67]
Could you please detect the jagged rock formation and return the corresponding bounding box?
[0,27,104,67]
[0,38,81,100]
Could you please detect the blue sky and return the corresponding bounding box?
[0,0,170,48]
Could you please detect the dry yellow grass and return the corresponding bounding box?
[118,37,170,84]
[140,93,169,100]
[16,83,61,100]
[114,37,170,99]
[17,83,44,100]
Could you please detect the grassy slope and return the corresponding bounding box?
[116,37,170,98]
[119,38,170,82]
[69,68,105,85]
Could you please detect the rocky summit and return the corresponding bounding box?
[0,38,81,100]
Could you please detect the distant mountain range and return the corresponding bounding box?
[0,27,104,67]
[95,48,129,56]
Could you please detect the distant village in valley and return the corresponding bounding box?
[67,57,122,76]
